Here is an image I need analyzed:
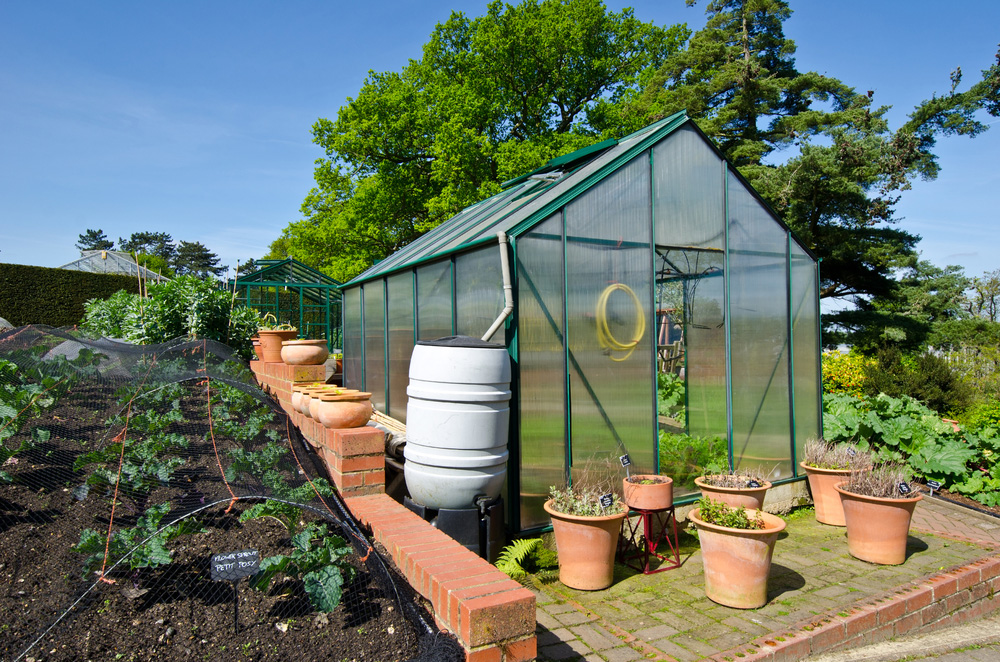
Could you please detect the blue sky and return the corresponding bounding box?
[2,1,998,286]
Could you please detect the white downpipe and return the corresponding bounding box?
[482,231,514,342]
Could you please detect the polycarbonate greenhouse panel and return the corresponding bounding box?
[727,171,793,480]
[455,246,504,340]
[790,242,821,466]
[653,125,726,250]
[363,280,387,413]
[386,271,415,422]
[416,261,453,341]
[343,287,363,390]
[514,214,567,530]
[565,155,656,479]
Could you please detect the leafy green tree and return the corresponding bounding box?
[172,240,226,278]
[617,0,999,303]
[274,0,687,281]
[75,229,114,252]
[964,269,1000,322]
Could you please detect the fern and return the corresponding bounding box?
[496,538,542,580]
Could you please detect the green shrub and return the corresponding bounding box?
[822,351,872,397]
[657,431,728,491]
[0,262,139,326]
[861,345,971,416]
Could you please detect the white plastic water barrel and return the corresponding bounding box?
[404,336,511,510]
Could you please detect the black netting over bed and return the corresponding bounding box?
[0,326,463,662]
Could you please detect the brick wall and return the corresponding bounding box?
[249,360,537,661]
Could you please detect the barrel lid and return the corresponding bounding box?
[416,335,504,349]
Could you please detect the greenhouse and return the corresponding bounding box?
[59,250,171,282]
[231,258,343,349]
[341,111,822,533]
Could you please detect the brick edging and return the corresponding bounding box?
[710,556,1000,662]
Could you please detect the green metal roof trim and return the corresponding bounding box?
[343,110,700,287]
[235,258,342,287]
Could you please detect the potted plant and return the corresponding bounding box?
[543,481,627,590]
[834,463,922,565]
[688,498,786,609]
[622,474,673,511]
[256,313,298,363]
[694,467,771,510]
[280,338,330,366]
[800,439,872,526]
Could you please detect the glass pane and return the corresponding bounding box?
[386,271,415,422]
[790,242,821,469]
[343,286,363,390]
[728,171,792,480]
[565,155,656,481]
[653,125,726,250]
[416,260,453,341]
[455,247,504,339]
[516,214,567,529]
[655,248,729,496]
[363,279,387,413]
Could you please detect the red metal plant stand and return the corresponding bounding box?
[617,506,681,574]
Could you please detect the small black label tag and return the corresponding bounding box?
[747,480,762,488]
[210,549,260,582]
[847,448,857,457]
[619,454,631,468]
[599,493,614,509]
[927,480,942,490]
[898,482,912,495]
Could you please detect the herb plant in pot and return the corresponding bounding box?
[622,474,673,511]
[543,483,627,591]
[800,439,872,526]
[695,467,771,510]
[834,463,922,565]
[256,313,298,363]
[688,498,786,609]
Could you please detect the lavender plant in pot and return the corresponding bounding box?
[695,466,772,510]
[834,463,922,565]
[800,439,872,526]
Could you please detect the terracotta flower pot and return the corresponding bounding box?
[281,339,329,366]
[257,329,298,363]
[834,483,922,565]
[251,337,264,362]
[543,499,627,591]
[689,507,786,609]
[800,461,852,526]
[310,390,373,429]
[291,383,329,416]
[695,476,771,510]
[623,475,673,511]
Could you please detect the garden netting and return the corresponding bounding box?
[0,326,463,662]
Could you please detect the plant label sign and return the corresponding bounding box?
[747,480,762,488]
[210,549,260,582]
[619,454,631,468]
[927,480,942,490]
[898,482,912,495]
[847,448,857,457]
[599,493,614,509]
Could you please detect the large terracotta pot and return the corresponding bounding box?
[310,390,373,429]
[257,329,298,363]
[689,507,785,609]
[800,462,852,526]
[834,483,922,565]
[695,476,771,510]
[623,475,673,511]
[281,339,329,366]
[544,499,627,591]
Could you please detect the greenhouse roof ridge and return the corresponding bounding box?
[234,258,341,287]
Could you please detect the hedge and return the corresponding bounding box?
[0,262,141,327]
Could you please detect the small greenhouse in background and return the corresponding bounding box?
[340,112,822,533]
[231,258,343,350]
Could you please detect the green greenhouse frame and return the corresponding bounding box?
[231,259,343,350]
[340,112,823,534]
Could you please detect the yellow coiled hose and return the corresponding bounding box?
[596,283,645,361]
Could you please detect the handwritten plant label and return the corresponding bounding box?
[898,482,912,495]
[599,493,614,509]
[927,480,942,490]
[747,480,762,488]
[210,549,260,582]
[619,454,631,468]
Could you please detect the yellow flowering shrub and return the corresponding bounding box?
[822,350,873,397]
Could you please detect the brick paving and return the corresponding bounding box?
[531,495,1000,661]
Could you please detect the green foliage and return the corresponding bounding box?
[657,431,728,491]
[496,538,558,582]
[547,483,622,518]
[172,240,226,278]
[0,262,140,327]
[821,351,873,398]
[657,372,685,421]
[275,0,687,281]
[249,522,355,613]
[74,503,205,576]
[76,228,114,251]
[860,345,971,416]
[696,498,765,530]
[81,276,258,359]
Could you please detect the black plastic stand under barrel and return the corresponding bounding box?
[403,496,504,563]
